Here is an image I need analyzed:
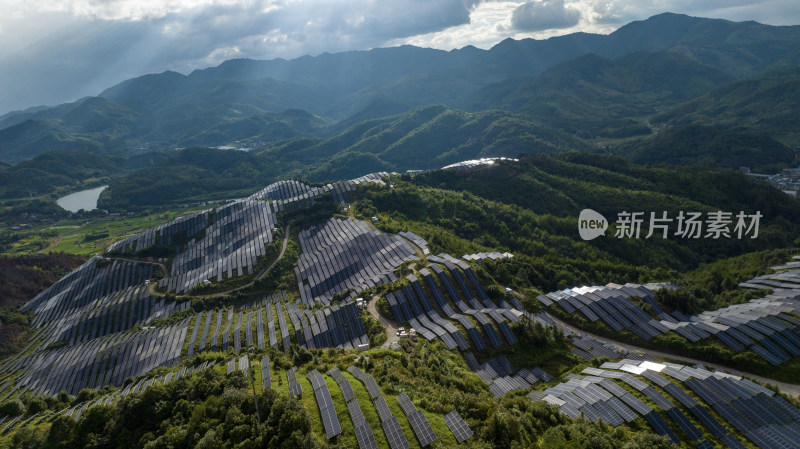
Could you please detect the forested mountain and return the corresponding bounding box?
[652,66,800,143]
[612,124,798,170]
[465,51,735,138]
[1,13,798,166]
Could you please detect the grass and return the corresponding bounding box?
[3,207,205,257]
[341,371,392,449]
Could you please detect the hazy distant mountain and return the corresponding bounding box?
[653,66,800,143]
[0,12,798,179]
[466,51,735,138]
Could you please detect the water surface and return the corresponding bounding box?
[56,185,108,213]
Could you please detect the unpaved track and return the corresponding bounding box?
[368,295,399,349]
[125,225,291,298]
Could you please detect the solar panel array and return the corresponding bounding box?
[2,317,190,398]
[462,251,513,263]
[292,300,368,350]
[397,231,430,255]
[261,356,271,390]
[327,367,379,449]
[287,367,302,398]
[250,173,387,211]
[21,257,158,328]
[306,370,342,439]
[440,157,518,172]
[0,175,392,402]
[464,353,552,397]
[347,366,410,449]
[570,334,624,361]
[540,280,800,365]
[443,410,473,443]
[396,393,437,447]
[387,258,524,353]
[570,359,800,448]
[295,218,417,306]
[59,360,216,421]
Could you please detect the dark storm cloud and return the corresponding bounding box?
[0,0,481,113]
[511,0,581,31]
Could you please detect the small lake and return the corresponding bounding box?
[56,185,108,213]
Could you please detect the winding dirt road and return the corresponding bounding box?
[116,224,291,298]
[368,294,399,349]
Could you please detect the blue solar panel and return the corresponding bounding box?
[688,405,728,438]
[498,322,517,345]
[666,407,703,441]
[695,440,714,449]
[483,324,503,348]
[644,412,680,444]
[466,328,486,351]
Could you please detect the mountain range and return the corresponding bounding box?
[1,12,799,204]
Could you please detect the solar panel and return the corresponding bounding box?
[312,384,342,439]
[719,433,748,449]
[644,411,680,444]
[354,422,379,449]
[666,407,703,441]
[642,386,676,411]
[687,405,727,438]
[663,383,698,408]
[620,393,653,415]
[306,370,327,391]
[287,368,302,397]
[261,356,271,390]
[593,400,623,426]
[374,396,394,423]
[408,410,437,447]
[695,439,714,449]
[363,375,381,400]
[347,398,366,427]
[397,393,416,416]
[443,410,473,443]
[607,397,638,422]
[381,415,410,449]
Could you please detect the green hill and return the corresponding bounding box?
[0,151,169,198]
[2,13,799,164]
[653,66,800,143]
[612,124,798,170]
[466,51,734,138]
[99,106,591,209]
[0,120,106,163]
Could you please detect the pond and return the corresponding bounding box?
[56,185,108,213]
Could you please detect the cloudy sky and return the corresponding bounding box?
[1,0,798,114]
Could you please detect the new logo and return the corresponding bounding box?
[578,209,608,241]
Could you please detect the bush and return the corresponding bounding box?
[25,396,48,415]
[0,398,24,416]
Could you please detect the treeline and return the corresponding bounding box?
[655,249,796,314]
[10,369,319,449]
[354,154,799,295]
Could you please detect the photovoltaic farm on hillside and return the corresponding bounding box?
[528,359,800,449]
[0,175,391,400]
[2,165,799,449]
[538,281,800,366]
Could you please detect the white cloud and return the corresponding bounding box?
[0,0,799,113]
[511,0,582,31]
